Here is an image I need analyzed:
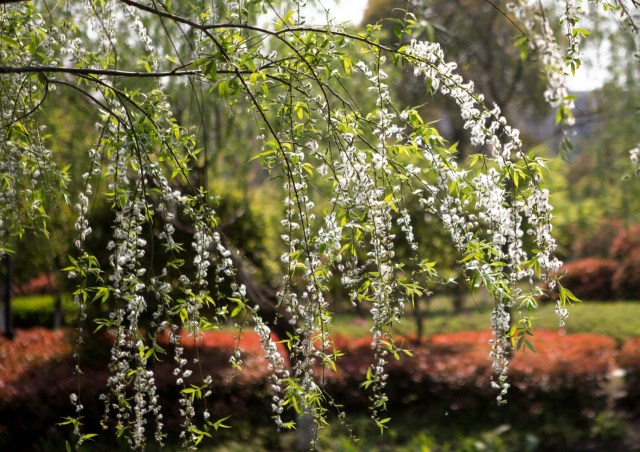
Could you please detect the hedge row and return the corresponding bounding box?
[0,328,633,447]
[558,224,640,300]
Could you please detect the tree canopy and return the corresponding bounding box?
[1,0,638,449]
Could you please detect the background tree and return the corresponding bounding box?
[362,0,549,151]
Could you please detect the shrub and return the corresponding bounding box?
[556,258,617,301]
[562,219,624,260]
[0,328,72,386]
[619,337,640,405]
[0,328,620,449]
[612,251,640,300]
[325,330,617,450]
[509,331,616,397]
[12,273,58,296]
[0,329,282,448]
[328,331,616,397]
[0,328,83,446]
[610,225,640,261]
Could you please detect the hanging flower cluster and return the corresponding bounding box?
[506,1,579,128]
[398,38,563,400]
[0,5,66,256]
[0,0,594,448]
[630,145,640,174]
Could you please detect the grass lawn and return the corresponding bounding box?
[330,295,640,342]
[8,294,77,328]
[10,292,640,342]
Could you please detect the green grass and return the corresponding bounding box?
[10,294,77,328]
[330,295,640,342]
[10,291,640,342]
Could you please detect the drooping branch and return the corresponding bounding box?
[0,65,212,78]
[0,0,603,447]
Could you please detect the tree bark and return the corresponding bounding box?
[3,255,15,339]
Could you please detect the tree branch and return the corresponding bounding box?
[0,65,209,78]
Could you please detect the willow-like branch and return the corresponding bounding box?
[0,65,209,78]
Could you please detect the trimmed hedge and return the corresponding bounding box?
[612,251,640,300]
[0,328,626,448]
[608,225,640,299]
[610,225,640,261]
[557,258,617,301]
[327,331,616,405]
[553,224,640,301]
[619,337,640,403]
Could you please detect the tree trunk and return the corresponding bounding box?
[3,255,14,339]
[53,293,62,330]
[296,407,317,452]
[413,299,426,344]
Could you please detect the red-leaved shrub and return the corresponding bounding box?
[509,331,616,396]
[562,218,624,260]
[610,225,640,261]
[557,258,617,301]
[612,251,640,299]
[619,337,640,402]
[11,273,57,296]
[328,331,615,392]
[0,328,622,447]
[0,328,71,391]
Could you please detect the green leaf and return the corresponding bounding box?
[0,36,20,48]
[211,416,231,430]
[218,80,229,97]
[572,27,591,37]
[524,339,536,353]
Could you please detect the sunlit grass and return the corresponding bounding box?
[11,292,640,342]
[330,295,640,342]
[10,294,77,328]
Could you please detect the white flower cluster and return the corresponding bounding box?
[561,0,583,71]
[0,9,65,257]
[83,0,117,58]
[506,1,576,123]
[277,145,332,413]
[97,128,165,447]
[489,299,511,404]
[254,314,290,427]
[630,145,640,174]
[404,38,562,398]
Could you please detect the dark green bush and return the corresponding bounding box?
[620,337,640,406]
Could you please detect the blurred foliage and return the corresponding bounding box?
[362,0,548,150]
[0,326,632,451]
[554,258,617,301]
[538,82,640,263]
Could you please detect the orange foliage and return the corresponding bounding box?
[0,328,71,394]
